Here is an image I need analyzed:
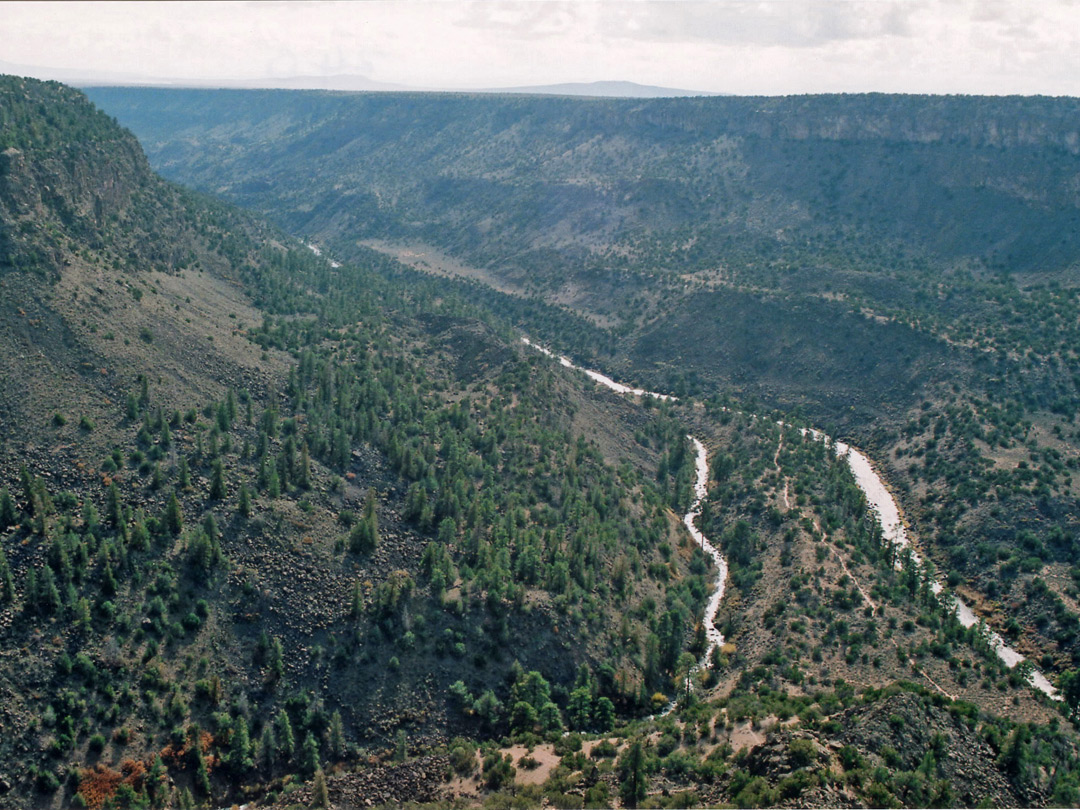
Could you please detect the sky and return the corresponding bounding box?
[1,0,1079,96]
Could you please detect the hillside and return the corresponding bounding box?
[84,88,1080,420]
[2,77,1079,809]
[85,86,1080,689]
[0,76,725,809]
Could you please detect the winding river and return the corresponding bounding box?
[522,337,1060,702]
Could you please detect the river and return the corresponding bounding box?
[522,337,1060,702]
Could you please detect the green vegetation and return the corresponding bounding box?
[1,75,1079,809]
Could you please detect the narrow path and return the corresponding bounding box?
[773,432,791,510]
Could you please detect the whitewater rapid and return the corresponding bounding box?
[522,336,1060,702]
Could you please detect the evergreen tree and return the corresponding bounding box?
[568,686,593,731]
[0,547,14,602]
[1059,669,1080,721]
[129,519,150,552]
[297,442,311,490]
[301,731,320,775]
[194,743,212,797]
[209,459,227,500]
[0,487,16,529]
[202,514,219,544]
[267,468,281,499]
[619,740,647,808]
[146,755,166,807]
[164,492,183,536]
[349,489,378,554]
[37,565,61,614]
[101,561,117,597]
[259,725,277,772]
[593,697,616,732]
[229,716,253,773]
[329,710,345,759]
[275,709,295,763]
[106,482,122,528]
[268,636,285,681]
[311,768,329,809]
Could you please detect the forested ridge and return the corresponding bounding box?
[0,76,714,808]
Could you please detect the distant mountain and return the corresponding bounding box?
[0,57,158,87]
[477,80,715,98]
[200,73,415,92]
[2,58,707,97]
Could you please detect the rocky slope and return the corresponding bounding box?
[0,76,714,809]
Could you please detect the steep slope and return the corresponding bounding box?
[85,86,1080,712]
[83,89,1080,279]
[84,88,1080,424]
[0,77,720,810]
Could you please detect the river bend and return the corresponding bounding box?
[522,337,1059,702]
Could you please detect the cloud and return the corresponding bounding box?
[593,1,918,49]
[0,0,1078,95]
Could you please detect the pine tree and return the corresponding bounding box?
[350,581,363,617]
[619,740,647,808]
[0,487,16,529]
[267,635,285,682]
[311,768,329,809]
[259,724,277,772]
[146,755,166,806]
[267,468,281,499]
[129,519,150,552]
[238,484,252,518]
[0,547,14,602]
[275,710,295,762]
[101,561,117,597]
[202,514,219,544]
[229,716,253,773]
[297,442,311,490]
[209,459,227,500]
[194,743,212,797]
[106,482,122,528]
[38,565,61,615]
[24,568,38,610]
[164,492,183,536]
[301,731,320,775]
[329,710,345,759]
[349,489,378,554]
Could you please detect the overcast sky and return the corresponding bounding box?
[2,0,1079,95]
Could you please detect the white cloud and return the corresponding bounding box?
[0,0,1078,94]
